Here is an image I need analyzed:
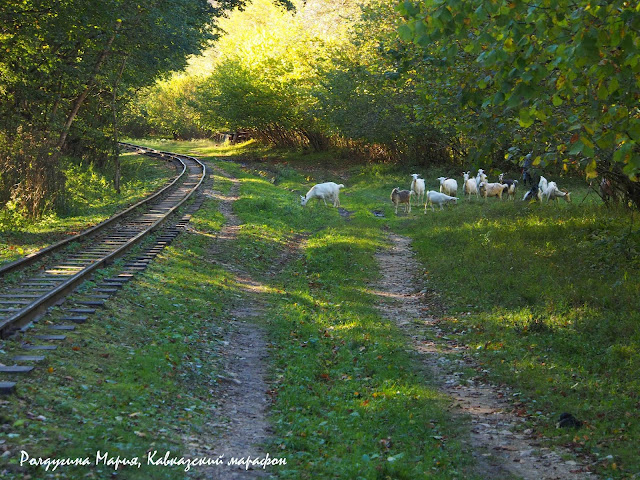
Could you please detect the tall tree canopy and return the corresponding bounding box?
[190,0,365,150]
[0,0,291,216]
[396,0,640,187]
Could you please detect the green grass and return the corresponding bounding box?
[208,159,479,479]
[2,139,639,478]
[326,163,638,478]
[395,202,640,477]
[211,147,639,477]
[0,153,175,265]
[0,197,238,479]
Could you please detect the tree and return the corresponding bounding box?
[0,0,279,216]
[312,0,463,164]
[192,0,370,150]
[396,0,640,203]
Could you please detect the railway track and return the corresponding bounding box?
[0,143,207,393]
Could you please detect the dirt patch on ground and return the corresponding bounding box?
[186,166,276,479]
[372,233,597,479]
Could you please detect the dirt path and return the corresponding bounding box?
[187,166,275,479]
[373,233,596,480]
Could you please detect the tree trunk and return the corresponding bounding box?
[111,56,128,194]
[57,21,121,150]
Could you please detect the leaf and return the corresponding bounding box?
[580,136,594,149]
[387,453,405,462]
[597,83,608,100]
[403,0,420,17]
[585,159,598,180]
[518,108,535,128]
[398,24,413,41]
[613,141,634,164]
[628,122,640,142]
[504,38,515,52]
[568,140,584,155]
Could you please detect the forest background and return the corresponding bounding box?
[2,0,640,220]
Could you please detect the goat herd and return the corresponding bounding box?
[299,170,571,214]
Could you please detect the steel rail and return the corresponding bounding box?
[0,144,206,337]
[0,145,184,276]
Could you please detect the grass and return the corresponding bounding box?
[396,202,640,476]
[0,199,237,479]
[0,153,175,265]
[209,142,639,478]
[209,158,480,479]
[2,138,639,478]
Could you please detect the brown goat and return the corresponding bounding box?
[390,187,413,214]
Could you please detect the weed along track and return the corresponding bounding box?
[373,233,596,479]
[0,144,206,394]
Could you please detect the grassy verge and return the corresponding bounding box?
[215,147,638,478]
[3,138,638,478]
[208,158,480,479]
[0,153,174,265]
[396,200,640,477]
[0,196,236,479]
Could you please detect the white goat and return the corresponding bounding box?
[410,174,426,205]
[478,181,507,201]
[498,173,518,200]
[424,190,458,212]
[462,171,479,200]
[437,177,458,197]
[538,176,548,200]
[300,182,344,207]
[522,175,548,201]
[541,181,571,203]
[391,187,413,214]
[476,169,488,190]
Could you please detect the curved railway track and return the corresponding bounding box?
[0,143,206,342]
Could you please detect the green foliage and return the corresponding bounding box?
[396,0,640,187]
[0,0,260,215]
[125,74,208,139]
[192,0,338,149]
[313,0,463,164]
[176,0,470,163]
[0,152,173,265]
